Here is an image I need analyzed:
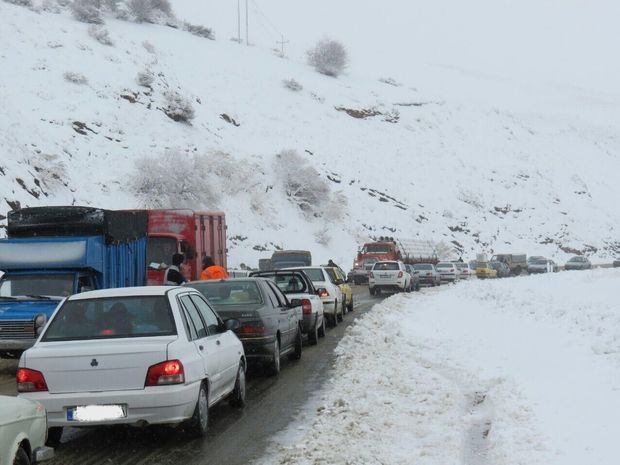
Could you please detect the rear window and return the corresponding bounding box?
[257,273,310,294]
[413,264,432,270]
[373,262,399,271]
[42,296,176,341]
[436,263,453,268]
[296,268,325,282]
[191,281,263,305]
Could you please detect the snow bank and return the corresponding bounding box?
[257,269,620,465]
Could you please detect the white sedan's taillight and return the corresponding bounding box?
[16,368,48,392]
[145,360,185,386]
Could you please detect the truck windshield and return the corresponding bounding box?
[364,245,391,253]
[0,274,74,297]
[147,237,178,265]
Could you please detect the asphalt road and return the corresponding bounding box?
[0,286,381,465]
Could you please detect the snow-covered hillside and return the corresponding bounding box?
[1,0,619,268]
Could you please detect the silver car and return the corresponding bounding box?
[527,258,558,274]
[564,256,592,271]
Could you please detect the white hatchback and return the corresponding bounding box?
[283,266,344,327]
[17,286,246,443]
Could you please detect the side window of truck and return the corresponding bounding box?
[78,276,95,293]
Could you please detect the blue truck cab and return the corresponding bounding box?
[0,207,147,358]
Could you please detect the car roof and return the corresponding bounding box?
[68,286,175,300]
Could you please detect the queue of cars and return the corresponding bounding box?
[9,263,356,452]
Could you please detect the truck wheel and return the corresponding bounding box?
[13,447,30,465]
[369,287,375,296]
[514,266,522,276]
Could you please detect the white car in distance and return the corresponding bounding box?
[0,395,54,465]
[368,261,411,295]
[436,262,461,282]
[17,286,246,444]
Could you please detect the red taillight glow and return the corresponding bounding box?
[145,360,185,386]
[398,271,403,278]
[236,324,266,335]
[318,289,330,298]
[16,368,48,392]
[301,299,312,315]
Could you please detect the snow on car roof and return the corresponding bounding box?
[68,286,175,300]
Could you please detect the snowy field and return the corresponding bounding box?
[255,269,620,465]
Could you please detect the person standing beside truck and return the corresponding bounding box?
[164,253,187,285]
[200,256,229,280]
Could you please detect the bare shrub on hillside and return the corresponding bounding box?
[128,0,172,23]
[142,40,156,53]
[282,78,302,92]
[88,25,114,45]
[29,153,68,190]
[306,38,347,77]
[3,0,33,7]
[183,22,215,40]
[129,152,219,209]
[163,90,195,123]
[273,149,331,217]
[70,0,104,24]
[63,71,88,85]
[136,70,154,87]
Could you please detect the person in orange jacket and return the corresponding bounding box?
[200,255,229,280]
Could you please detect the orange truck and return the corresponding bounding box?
[145,209,227,284]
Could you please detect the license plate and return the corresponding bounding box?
[67,404,126,422]
[379,274,390,278]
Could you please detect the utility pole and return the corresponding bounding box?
[245,0,249,46]
[277,34,289,57]
[237,0,241,43]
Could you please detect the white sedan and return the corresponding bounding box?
[0,395,53,465]
[17,286,246,443]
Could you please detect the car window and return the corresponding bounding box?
[189,294,220,335]
[413,264,432,270]
[266,273,309,294]
[324,268,339,283]
[41,296,176,341]
[179,295,207,339]
[373,262,399,271]
[265,281,287,307]
[190,281,263,305]
[179,305,198,341]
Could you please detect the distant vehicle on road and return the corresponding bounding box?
[249,270,326,345]
[17,286,246,443]
[323,266,354,313]
[282,267,344,327]
[455,262,473,280]
[369,261,411,295]
[188,278,303,375]
[527,258,558,274]
[404,264,421,291]
[490,254,527,276]
[564,256,592,271]
[412,263,441,286]
[0,395,54,465]
[270,250,312,270]
[475,262,497,279]
[490,261,511,278]
[435,262,460,282]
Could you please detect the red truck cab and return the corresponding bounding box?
[145,210,227,285]
[350,239,402,284]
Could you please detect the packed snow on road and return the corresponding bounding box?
[256,269,620,465]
